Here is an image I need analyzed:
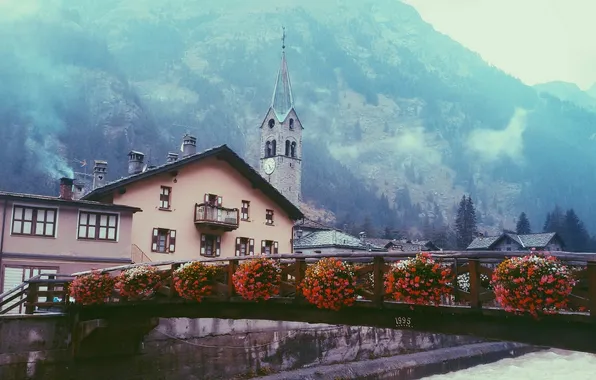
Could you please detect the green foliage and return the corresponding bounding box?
[516,212,532,235]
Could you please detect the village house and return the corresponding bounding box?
[82,140,304,262]
[365,238,441,252]
[0,177,141,295]
[293,218,333,241]
[293,230,385,255]
[466,232,564,252]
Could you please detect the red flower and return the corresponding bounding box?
[300,258,357,311]
[173,261,221,302]
[491,254,576,318]
[233,258,281,301]
[385,253,452,306]
[70,271,115,305]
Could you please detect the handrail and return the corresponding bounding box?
[71,250,596,276]
[194,202,239,213]
[0,274,39,302]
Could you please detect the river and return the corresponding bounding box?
[422,349,596,379]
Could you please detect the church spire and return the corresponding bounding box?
[270,26,294,120]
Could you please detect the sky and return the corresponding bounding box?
[403,0,596,90]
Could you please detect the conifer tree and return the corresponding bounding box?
[516,212,531,234]
[455,195,478,249]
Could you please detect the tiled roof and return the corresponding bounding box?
[294,230,384,250]
[0,191,141,212]
[467,232,559,250]
[518,232,558,248]
[82,145,303,220]
[294,218,333,231]
[467,235,503,250]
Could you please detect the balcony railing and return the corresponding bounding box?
[194,203,239,231]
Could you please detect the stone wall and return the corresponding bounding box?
[0,315,483,380]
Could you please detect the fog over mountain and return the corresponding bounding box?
[1,0,596,234]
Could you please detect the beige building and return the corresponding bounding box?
[0,178,140,295]
[82,143,304,262]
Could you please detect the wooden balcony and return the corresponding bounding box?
[194,203,239,231]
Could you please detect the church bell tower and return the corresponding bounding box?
[259,27,303,206]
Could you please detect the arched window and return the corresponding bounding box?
[289,118,294,130]
[271,140,277,156]
[265,141,272,157]
[268,119,275,128]
[290,142,296,158]
[285,140,290,156]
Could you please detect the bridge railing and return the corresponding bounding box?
[5,251,596,318]
[0,273,73,315]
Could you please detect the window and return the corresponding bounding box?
[290,142,296,158]
[235,237,254,256]
[12,206,57,237]
[266,209,274,225]
[200,234,221,257]
[285,140,290,156]
[261,240,278,255]
[204,193,221,206]
[241,200,250,221]
[160,186,172,209]
[78,212,119,241]
[289,118,294,130]
[151,228,176,253]
[268,118,275,128]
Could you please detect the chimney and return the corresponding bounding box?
[73,181,85,200]
[182,134,197,158]
[359,231,366,243]
[128,151,145,175]
[166,152,179,164]
[59,178,74,200]
[93,160,108,190]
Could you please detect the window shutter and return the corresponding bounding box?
[249,239,255,255]
[216,236,221,256]
[151,228,158,252]
[169,230,176,253]
[204,194,209,203]
[274,241,279,254]
[235,237,241,256]
[217,196,222,206]
[200,234,206,256]
[261,240,266,255]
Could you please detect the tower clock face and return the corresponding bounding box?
[263,158,276,175]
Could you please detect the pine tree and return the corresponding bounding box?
[516,212,531,234]
[454,195,478,249]
[563,209,589,252]
[543,206,564,233]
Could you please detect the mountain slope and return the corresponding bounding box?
[534,81,596,110]
[2,0,596,234]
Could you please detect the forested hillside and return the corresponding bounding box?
[2,0,596,236]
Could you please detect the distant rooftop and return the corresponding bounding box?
[0,191,141,212]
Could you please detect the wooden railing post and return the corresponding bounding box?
[228,259,238,298]
[25,282,39,314]
[373,256,384,307]
[169,264,181,298]
[294,258,306,301]
[587,261,596,318]
[47,275,55,304]
[468,259,481,310]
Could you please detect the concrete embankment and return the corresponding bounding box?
[256,342,543,380]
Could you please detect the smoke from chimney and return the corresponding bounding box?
[59,177,74,200]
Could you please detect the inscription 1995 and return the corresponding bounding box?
[395,317,413,328]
